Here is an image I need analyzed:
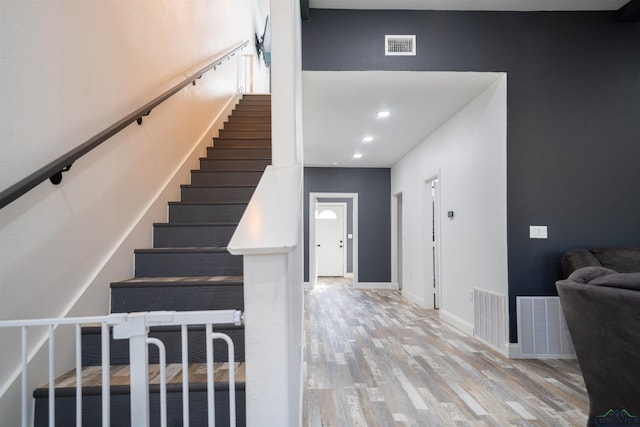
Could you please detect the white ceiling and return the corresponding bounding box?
[301,1,628,168]
[302,71,502,167]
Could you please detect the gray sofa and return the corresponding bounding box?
[556,248,640,426]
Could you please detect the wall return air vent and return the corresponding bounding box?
[385,35,416,56]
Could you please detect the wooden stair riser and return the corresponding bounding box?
[228,112,271,121]
[226,115,271,124]
[81,325,245,365]
[169,203,247,223]
[232,103,271,111]
[34,387,245,427]
[180,186,256,203]
[213,139,271,149]
[238,98,271,105]
[190,171,263,186]
[134,250,242,277]
[111,282,244,313]
[154,223,237,248]
[206,147,271,159]
[223,122,271,131]
[199,158,270,172]
[218,129,271,139]
[240,93,270,100]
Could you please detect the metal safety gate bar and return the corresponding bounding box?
[0,309,242,427]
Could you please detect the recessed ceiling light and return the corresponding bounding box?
[362,136,373,143]
[353,153,363,159]
[377,111,390,118]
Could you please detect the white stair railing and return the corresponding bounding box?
[0,309,242,427]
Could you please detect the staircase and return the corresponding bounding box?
[32,94,271,426]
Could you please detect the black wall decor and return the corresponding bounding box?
[302,9,640,342]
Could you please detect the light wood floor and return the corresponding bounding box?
[303,277,588,426]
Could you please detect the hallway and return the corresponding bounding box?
[303,278,588,426]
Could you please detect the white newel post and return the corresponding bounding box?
[228,164,303,427]
[243,252,292,425]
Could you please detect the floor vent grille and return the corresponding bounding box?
[385,35,416,56]
[517,296,575,358]
[474,288,506,352]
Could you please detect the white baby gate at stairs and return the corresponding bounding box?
[0,309,242,427]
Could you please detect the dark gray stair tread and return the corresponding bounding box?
[111,276,244,287]
[168,202,248,223]
[206,148,271,159]
[212,138,271,148]
[224,121,270,128]
[134,246,230,254]
[81,324,245,365]
[199,158,270,172]
[180,185,255,203]
[153,223,238,248]
[134,247,242,277]
[218,131,271,139]
[190,171,262,186]
[227,114,270,119]
[180,184,257,190]
[153,221,238,227]
[111,277,244,312]
[238,98,270,104]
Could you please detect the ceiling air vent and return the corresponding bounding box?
[385,35,416,56]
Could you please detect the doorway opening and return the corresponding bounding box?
[394,192,403,290]
[425,177,441,309]
[309,193,358,288]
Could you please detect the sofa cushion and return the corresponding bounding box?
[567,266,617,284]
[561,249,602,278]
[590,247,640,273]
[588,271,640,292]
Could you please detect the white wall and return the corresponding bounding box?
[0,0,268,423]
[391,75,507,335]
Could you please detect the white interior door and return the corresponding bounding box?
[316,204,346,277]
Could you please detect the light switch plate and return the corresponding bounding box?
[529,226,548,239]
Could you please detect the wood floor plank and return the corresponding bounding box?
[303,277,588,426]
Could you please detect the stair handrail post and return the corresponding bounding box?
[113,313,151,427]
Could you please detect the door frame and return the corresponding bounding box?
[424,173,442,310]
[309,192,358,288]
[315,202,347,277]
[393,192,403,290]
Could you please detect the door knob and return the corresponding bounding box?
[316,244,321,247]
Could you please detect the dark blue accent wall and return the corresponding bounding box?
[302,9,640,342]
[304,167,391,283]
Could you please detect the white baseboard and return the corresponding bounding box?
[439,309,474,337]
[507,343,522,358]
[354,282,398,290]
[401,289,425,307]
